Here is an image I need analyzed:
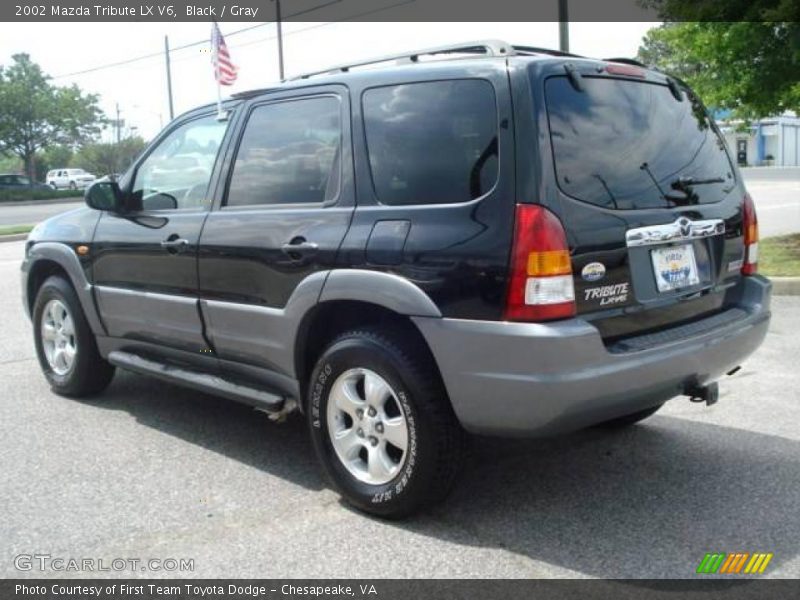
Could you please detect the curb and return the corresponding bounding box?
[770,277,800,296]
[0,196,82,207]
[0,233,29,243]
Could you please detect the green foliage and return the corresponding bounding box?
[70,136,147,177]
[760,234,800,277]
[0,153,22,173]
[636,3,800,118]
[0,224,34,235]
[0,54,104,180]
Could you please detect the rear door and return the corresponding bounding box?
[197,86,354,375]
[533,63,748,340]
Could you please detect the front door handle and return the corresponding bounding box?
[161,235,189,252]
[281,237,319,259]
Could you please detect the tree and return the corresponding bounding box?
[0,54,104,181]
[637,2,800,118]
[71,136,148,176]
[637,22,800,118]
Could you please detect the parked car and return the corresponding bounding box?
[46,168,96,190]
[0,174,51,192]
[21,41,771,518]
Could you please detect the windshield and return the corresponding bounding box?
[544,75,735,210]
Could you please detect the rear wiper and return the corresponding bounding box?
[671,176,725,189]
[640,162,696,206]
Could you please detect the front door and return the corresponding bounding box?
[92,112,231,353]
[198,88,354,377]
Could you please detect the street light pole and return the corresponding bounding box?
[274,0,285,80]
[558,0,570,53]
[164,35,175,121]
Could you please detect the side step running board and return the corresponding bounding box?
[108,350,285,413]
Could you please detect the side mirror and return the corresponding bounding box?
[85,181,123,212]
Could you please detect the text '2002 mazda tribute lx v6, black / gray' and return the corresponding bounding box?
[22,41,771,517]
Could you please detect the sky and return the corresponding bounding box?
[0,21,657,140]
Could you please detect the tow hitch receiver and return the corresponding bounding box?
[685,381,719,406]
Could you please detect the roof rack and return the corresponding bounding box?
[232,86,280,99]
[289,39,515,80]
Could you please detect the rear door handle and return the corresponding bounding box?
[281,238,319,259]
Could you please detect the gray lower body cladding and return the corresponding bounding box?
[413,276,772,437]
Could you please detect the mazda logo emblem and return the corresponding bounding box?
[678,218,692,237]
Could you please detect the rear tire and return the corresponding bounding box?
[68,181,77,191]
[32,276,115,397]
[308,326,466,518]
[598,403,664,428]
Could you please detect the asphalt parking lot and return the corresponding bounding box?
[0,238,798,579]
[0,198,82,228]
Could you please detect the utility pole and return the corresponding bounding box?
[115,103,122,144]
[164,35,175,121]
[274,0,285,80]
[558,0,570,53]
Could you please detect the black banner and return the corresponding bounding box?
[0,0,714,23]
[3,580,800,600]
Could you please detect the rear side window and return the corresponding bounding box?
[226,96,341,207]
[544,75,735,210]
[363,79,498,206]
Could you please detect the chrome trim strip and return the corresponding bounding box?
[626,217,725,248]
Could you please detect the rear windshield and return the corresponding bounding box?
[544,75,735,210]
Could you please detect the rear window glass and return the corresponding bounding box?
[544,75,735,210]
[363,79,498,206]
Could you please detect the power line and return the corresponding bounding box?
[51,0,345,79]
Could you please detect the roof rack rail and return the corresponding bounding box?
[289,39,515,80]
[602,57,648,68]
[231,86,281,99]
[512,45,585,59]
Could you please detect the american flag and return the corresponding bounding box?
[211,22,237,86]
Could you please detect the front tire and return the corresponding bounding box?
[32,276,115,397]
[308,327,466,518]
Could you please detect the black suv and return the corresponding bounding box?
[22,41,771,517]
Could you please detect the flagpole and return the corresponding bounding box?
[212,22,224,120]
[216,78,224,119]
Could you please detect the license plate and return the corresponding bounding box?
[651,243,700,292]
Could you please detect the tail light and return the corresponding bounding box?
[742,192,758,275]
[505,204,575,321]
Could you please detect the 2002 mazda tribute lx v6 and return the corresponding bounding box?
[22,41,771,517]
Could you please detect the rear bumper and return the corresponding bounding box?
[413,276,771,437]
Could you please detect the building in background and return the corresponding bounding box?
[717,112,800,167]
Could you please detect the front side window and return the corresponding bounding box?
[362,79,499,206]
[226,96,341,207]
[132,114,228,210]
